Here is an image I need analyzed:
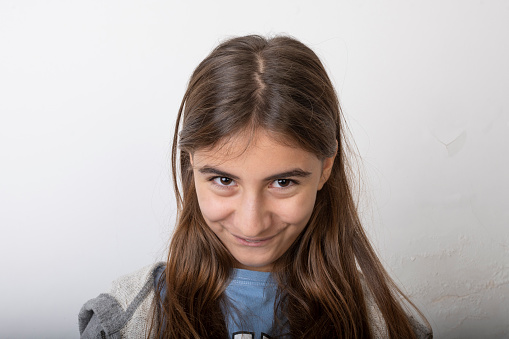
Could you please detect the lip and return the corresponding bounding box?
[233,234,275,247]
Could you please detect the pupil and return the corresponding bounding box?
[278,179,289,187]
[220,177,231,184]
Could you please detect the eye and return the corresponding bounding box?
[212,176,235,186]
[271,179,295,188]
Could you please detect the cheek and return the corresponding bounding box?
[195,186,232,223]
[275,191,317,226]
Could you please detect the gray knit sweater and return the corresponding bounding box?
[78,262,432,338]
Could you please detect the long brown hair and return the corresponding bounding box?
[150,35,428,338]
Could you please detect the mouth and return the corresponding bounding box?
[233,235,275,247]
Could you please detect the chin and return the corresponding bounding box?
[236,259,273,272]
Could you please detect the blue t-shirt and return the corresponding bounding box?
[155,267,280,339]
[224,268,278,339]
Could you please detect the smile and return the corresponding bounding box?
[233,235,275,247]
[244,239,263,243]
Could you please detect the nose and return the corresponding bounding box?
[235,190,271,238]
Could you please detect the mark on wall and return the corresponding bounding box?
[433,130,467,157]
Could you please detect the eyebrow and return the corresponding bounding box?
[197,166,312,181]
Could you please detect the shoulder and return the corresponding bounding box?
[361,277,433,339]
[362,282,388,339]
[78,262,165,339]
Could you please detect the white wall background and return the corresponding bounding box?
[1,1,508,338]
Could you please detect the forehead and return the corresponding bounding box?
[192,130,321,170]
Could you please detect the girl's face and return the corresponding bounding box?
[191,131,335,272]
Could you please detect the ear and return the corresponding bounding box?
[318,141,337,190]
[189,152,194,166]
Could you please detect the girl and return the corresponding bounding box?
[79,35,432,339]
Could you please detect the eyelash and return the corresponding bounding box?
[271,179,298,189]
[208,177,298,190]
[210,177,236,188]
